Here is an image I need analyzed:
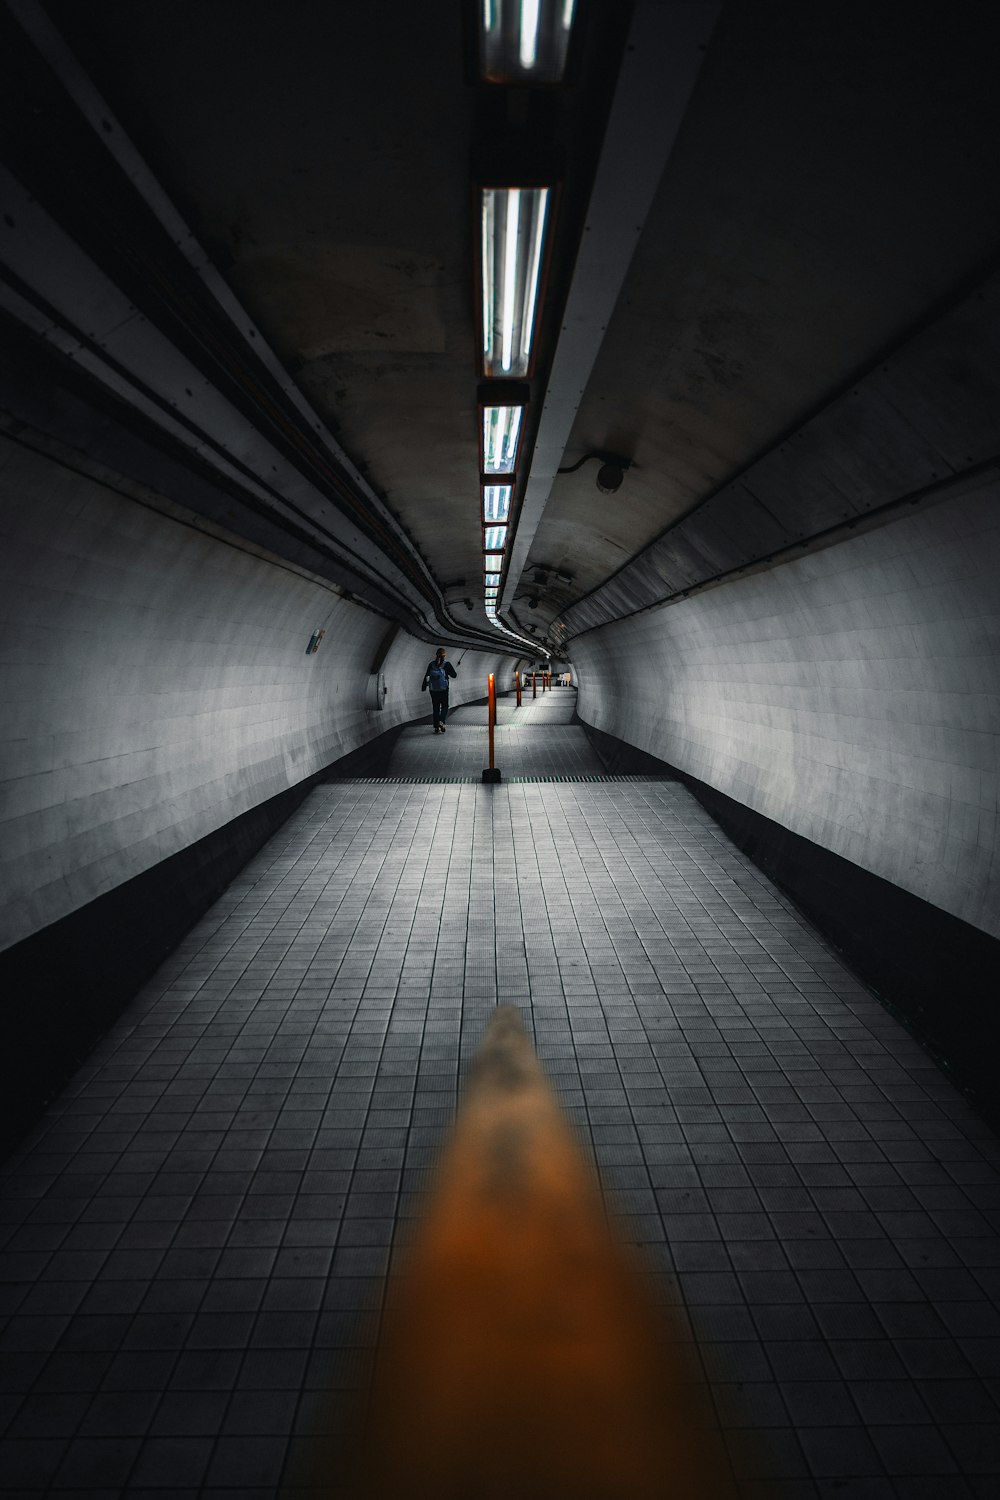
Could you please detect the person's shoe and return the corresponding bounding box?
[440,723,446,732]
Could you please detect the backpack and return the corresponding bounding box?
[427,661,448,691]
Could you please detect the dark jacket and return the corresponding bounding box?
[423,658,457,692]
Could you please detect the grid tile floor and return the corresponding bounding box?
[383,685,602,778]
[2,711,1000,1496]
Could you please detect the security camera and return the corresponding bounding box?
[596,462,624,494]
[557,451,631,491]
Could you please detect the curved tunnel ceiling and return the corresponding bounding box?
[7,0,1000,657]
[530,0,1000,645]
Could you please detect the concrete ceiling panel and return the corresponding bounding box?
[704,484,790,561]
[743,385,951,536]
[229,247,451,360]
[864,273,1000,474]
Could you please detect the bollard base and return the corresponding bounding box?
[481,768,502,784]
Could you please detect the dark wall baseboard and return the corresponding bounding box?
[578,719,1000,1129]
[0,726,400,1158]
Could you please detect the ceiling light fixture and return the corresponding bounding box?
[479,0,578,84]
[482,403,524,473]
[483,484,513,521]
[481,187,550,377]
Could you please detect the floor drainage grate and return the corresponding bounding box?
[326,774,670,785]
[509,774,669,783]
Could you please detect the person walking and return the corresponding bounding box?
[422,647,458,733]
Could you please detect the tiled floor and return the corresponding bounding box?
[2,697,999,1496]
[385,684,604,777]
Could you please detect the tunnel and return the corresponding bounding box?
[1,0,999,1493]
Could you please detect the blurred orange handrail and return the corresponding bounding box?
[345,1007,737,1499]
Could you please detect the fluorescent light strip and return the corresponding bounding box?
[520,0,541,72]
[485,524,508,549]
[520,187,548,364]
[482,405,522,473]
[501,189,520,372]
[481,192,494,359]
[499,405,520,468]
[479,0,577,83]
[484,552,504,569]
[481,188,550,377]
[483,485,512,522]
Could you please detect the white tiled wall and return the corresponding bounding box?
[572,481,1000,939]
[0,438,510,951]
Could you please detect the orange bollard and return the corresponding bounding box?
[488,672,496,768]
[344,1008,738,1500]
[515,670,522,707]
[482,672,500,782]
[532,671,537,699]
